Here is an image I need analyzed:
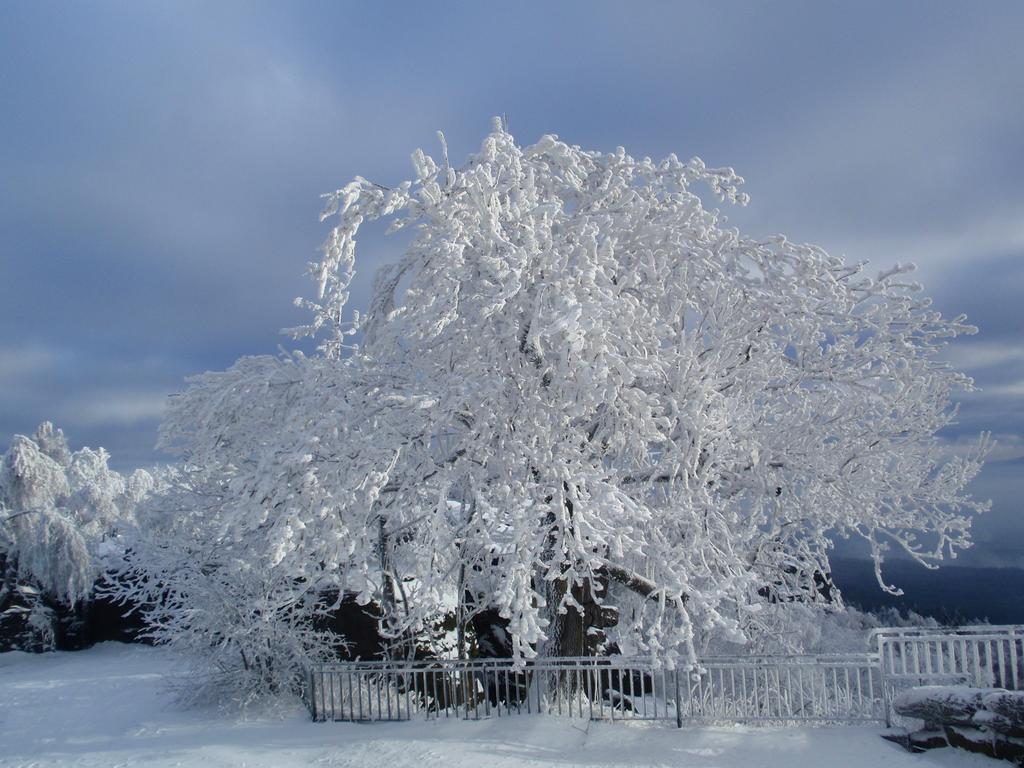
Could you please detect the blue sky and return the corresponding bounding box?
[2,2,1022,566]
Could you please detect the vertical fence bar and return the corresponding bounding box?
[403,669,411,720]
[538,666,544,715]
[580,663,586,718]
[329,668,336,721]
[807,666,816,719]
[513,668,521,715]
[674,668,682,728]
[314,669,321,722]
[357,671,365,721]
[997,641,1007,689]
[784,667,793,718]
[372,671,380,720]
[587,665,594,721]
[343,669,351,721]
[493,663,500,717]
[986,640,994,687]
[829,665,838,718]
[500,667,507,715]
[556,668,563,716]
[1010,635,1020,688]
[971,639,981,686]
[608,667,615,722]
[751,662,760,718]
[624,665,632,717]
[428,667,436,720]
[321,669,328,722]
[854,666,862,715]
[309,668,318,721]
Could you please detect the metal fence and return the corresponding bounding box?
[682,655,884,724]
[306,656,677,724]
[304,625,1024,727]
[874,625,1024,690]
[305,653,883,725]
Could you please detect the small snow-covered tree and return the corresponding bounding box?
[151,120,988,673]
[110,461,338,703]
[0,423,152,648]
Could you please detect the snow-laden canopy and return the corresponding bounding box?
[152,120,988,672]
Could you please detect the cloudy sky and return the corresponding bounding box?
[2,2,1022,567]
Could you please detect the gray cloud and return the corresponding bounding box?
[1,1,1022,563]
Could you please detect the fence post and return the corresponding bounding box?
[876,635,892,728]
[675,667,683,728]
[309,667,318,722]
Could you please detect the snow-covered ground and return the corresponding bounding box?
[0,643,996,767]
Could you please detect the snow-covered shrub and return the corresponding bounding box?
[701,601,939,656]
[108,463,345,705]
[0,578,56,652]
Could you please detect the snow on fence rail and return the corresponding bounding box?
[303,626,1024,727]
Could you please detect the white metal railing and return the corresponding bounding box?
[682,655,884,723]
[873,625,1024,691]
[306,657,678,724]
[303,625,1024,727]
[305,653,883,725]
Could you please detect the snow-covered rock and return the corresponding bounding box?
[892,685,1024,764]
[979,690,1024,737]
[893,685,987,726]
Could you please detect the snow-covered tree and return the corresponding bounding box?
[0,423,152,647]
[146,120,988,676]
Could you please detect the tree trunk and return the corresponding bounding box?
[543,577,586,658]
